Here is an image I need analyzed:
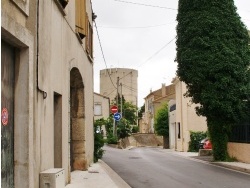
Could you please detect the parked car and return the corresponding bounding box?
[199,138,212,149]
[203,139,212,149]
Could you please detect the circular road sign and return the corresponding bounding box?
[114,112,122,121]
[1,108,9,126]
[111,105,118,114]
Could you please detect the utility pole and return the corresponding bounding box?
[114,77,119,137]
[120,83,123,117]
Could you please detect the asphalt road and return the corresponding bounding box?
[102,146,250,188]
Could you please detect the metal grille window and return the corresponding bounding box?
[170,104,176,112]
[229,122,250,143]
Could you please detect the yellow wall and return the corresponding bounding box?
[228,142,250,163]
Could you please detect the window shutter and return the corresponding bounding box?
[85,16,93,57]
[75,0,86,39]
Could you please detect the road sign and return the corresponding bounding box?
[111,105,118,114]
[1,108,8,126]
[113,112,122,121]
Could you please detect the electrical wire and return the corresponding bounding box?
[122,84,137,92]
[94,20,117,89]
[113,0,177,10]
[97,22,176,29]
[137,37,176,68]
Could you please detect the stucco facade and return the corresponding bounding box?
[170,77,207,152]
[94,92,110,121]
[2,0,36,187]
[2,0,94,187]
[100,68,138,106]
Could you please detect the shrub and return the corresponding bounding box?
[188,131,207,152]
[132,126,139,133]
[94,119,105,162]
[94,132,105,162]
[106,134,118,144]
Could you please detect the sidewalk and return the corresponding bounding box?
[65,160,131,188]
[65,148,250,188]
[163,149,250,174]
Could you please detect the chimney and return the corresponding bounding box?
[162,83,166,97]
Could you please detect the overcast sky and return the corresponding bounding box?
[91,0,250,107]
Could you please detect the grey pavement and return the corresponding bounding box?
[65,160,131,188]
[65,147,250,188]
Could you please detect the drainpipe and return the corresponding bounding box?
[181,82,184,151]
[36,0,47,99]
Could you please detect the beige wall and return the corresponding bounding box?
[100,68,138,106]
[228,143,250,163]
[37,0,94,185]
[2,0,36,187]
[2,0,94,187]
[172,78,207,152]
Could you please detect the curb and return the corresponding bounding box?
[99,160,132,188]
[211,162,250,174]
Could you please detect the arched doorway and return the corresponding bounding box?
[70,68,86,171]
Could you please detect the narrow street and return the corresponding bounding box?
[102,145,250,188]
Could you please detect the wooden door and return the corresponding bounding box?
[1,41,15,188]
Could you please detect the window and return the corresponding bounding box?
[94,103,102,116]
[178,123,181,139]
[170,104,176,112]
[75,0,86,39]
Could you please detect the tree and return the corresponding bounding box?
[154,103,169,149]
[176,0,250,160]
[117,119,131,139]
[122,101,137,125]
[138,104,145,120]
[112,94,138,125]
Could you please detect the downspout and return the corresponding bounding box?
[36,0,47,99]
[181,82,184,151]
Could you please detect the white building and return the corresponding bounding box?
[169,77,207,152]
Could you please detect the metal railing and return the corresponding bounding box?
[229,122,250,143]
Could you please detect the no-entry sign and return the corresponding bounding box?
[110,105,118,114]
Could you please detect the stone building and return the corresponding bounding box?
[1,0,94,187]
[142,84,175,133]
[100,68,138,106]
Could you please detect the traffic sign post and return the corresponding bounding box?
[110,105,118,114]
[113,112,122,121]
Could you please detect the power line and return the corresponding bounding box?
[94,20,117,89]
[97,22,176,29]
[113,0,177,10]
[122,84,137,92]
[137,36,176,68]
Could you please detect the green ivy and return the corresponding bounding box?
[176,0,250,161]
